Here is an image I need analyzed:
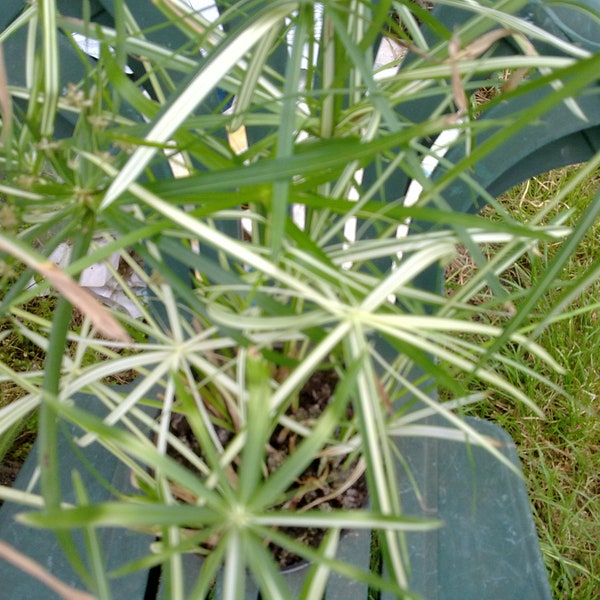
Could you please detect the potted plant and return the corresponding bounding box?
[0,0,598,597]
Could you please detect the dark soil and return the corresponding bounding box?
[0,431,36,509]
[0,460,20,488]
[166,369,368,570]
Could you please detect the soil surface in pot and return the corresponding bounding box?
[167,369,368,570]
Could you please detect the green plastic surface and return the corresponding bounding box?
[392,417,553,600]
[1,1,598,597]
[0,388,153,599]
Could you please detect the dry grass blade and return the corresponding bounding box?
[449,34,468,115]
[0,541,94,600]
[37,261,132,343]
[457,29,515,60]
[449,29,514,115]
[0,237,131,343]
[0,44,13,144]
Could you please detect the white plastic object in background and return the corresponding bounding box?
[28,239,146,319]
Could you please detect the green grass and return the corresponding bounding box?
[0,292,136,471]
[0,295,53,470]
[446,165,600,599]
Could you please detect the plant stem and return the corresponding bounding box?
[38,210,95,508]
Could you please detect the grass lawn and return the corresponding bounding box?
[446,165,600,599]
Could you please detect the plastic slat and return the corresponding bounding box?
[0,391,153,599]
[2,1,599,598]
[385,416,552,600]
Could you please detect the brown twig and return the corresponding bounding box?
[0,44,13,144]
[0,541,95,600]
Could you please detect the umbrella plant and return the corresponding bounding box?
[0,0,598,597]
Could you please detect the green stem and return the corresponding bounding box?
[38,210,95,508]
